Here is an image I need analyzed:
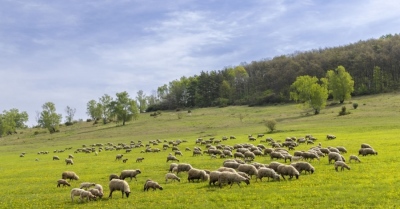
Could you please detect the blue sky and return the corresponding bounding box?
[1,0,399,126]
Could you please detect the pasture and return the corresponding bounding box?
[0,93,399,208]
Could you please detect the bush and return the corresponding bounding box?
[264,119,277,132]
[65,121,73,126]
[353,103,359,109]
[339,106,350,116]
[177,112,184,119]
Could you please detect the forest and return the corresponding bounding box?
[147,34,400,110]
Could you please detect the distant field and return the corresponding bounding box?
[0,93,399,208]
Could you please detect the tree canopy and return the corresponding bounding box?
[290,76,329,114]
[38,102,62,133]
[326,65,355,103]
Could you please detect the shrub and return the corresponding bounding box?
[177,112,184,119]
[264,119,277,132]
[353,103,358,109]
[65,121,73,126]
[339,106,350,116]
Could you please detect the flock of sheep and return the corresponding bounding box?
[21,133,379,203]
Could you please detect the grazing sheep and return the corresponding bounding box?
[303,152,320,162]
[328,152,345,164]
[120,169,141,181]
[326,135,336,140]
[80,182,95,190]
[277,165,300,180]
[187,168,210,182]
[165,173,180,183]
[115,154,124,161]
[65,158,74,165]
[209,171,223,186]
[176,163,193,174]
[175,151,183,156]
[109,174,119,181]
[237,164,258,179]
[94,184,103,196]
[268,162,284,172]
[223,161,241,169]
[89,188,103,198]
[361,143,373,149]
[80,190,96,202]
[70,188,85,202]
[217,167,237,173]
[358,148,378,156]
[234,152,245,159]
[166,155,180,162]
[53,156,60,160]
[62,171,79,181]
[169,163,178,172]
[291,162,315,174]
[144,179,163,191]
[270,152,285,160]
[256,168,280,182]
[109,179,131,198]
[57,179,71,187]
[68,154,74,159]
[122,159,128,163]
[192,150,203,156]
[136,157,144,163]
[334,161,351,171]
[349,155,361,163]
[218,172,250,188]
[336,146,347,153]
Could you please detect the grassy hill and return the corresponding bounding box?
[0,93,399,208]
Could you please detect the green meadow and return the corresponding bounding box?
[0,93,399,209]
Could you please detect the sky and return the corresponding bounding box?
[1,0,399,127]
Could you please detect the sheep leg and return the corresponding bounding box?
[108,190,114,198]
[280,174,286,180]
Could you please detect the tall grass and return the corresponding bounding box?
[0,93,399,208]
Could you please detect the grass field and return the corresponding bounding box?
[0,93,399,209]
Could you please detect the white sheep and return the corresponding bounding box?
[94,184,103,197]
[358,148,378,156]
[176,163,193,174]
[169,163,178,172]
[223,161,241,169]
[165,173,180,183]
[237,164,258,179]
[256,167,280,182]
[80,190,96,202]
[187,168,209,182]
[53,156,60,160]
[277,164,300,180]
[291,162,315,174]
[349,155,361,163]
[109,179,131,198]
[166,155,180,162]
[65,158,74,165]
[328,152,345,164]
[89,188,103,198]
[334,161,351,171]
[144,179,163,191]
[361,143,373,149]
[267,161,284,172]
[70,188,85,202]
[218,172,250,188]
[217,167,236,173]
[136,157,144,162]
[57,179,71,187]
[209,171,223,186]
[80,182,96,190]
[119,169,141,181]
[62,171,79,181]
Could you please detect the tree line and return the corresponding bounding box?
[146,34,400,111]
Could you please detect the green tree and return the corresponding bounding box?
[38,102,62,133]
[110,91,139,125]
[0,109,28,136]
[86,100,102,121]
[136,90,147,113]
[99,94,113,124]
[65,106,76,124]
[326,65,355,103]
[290,76,329,114]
